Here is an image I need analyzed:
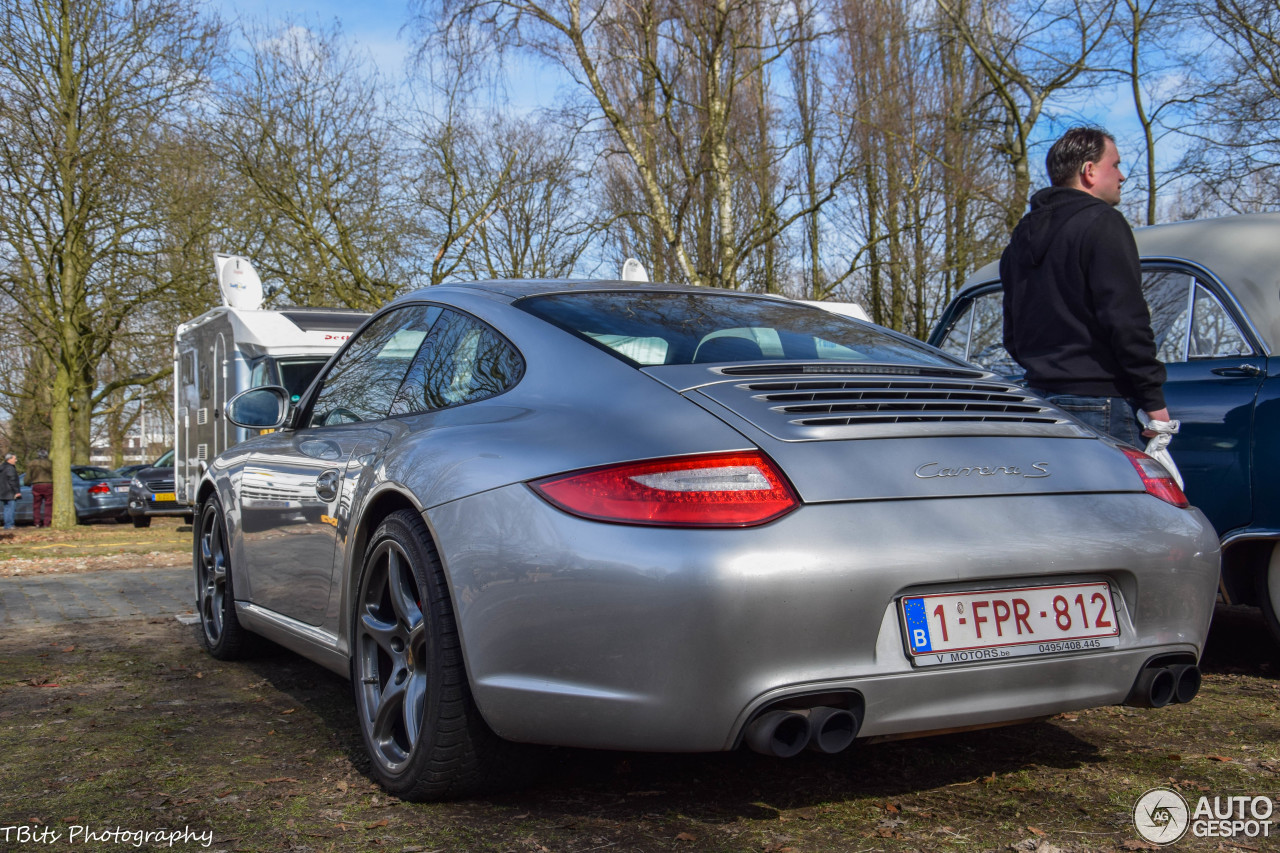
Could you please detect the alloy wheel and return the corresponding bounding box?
[354,539,429,773]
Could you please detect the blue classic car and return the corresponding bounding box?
[930,213,1280,643]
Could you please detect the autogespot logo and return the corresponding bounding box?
[1134,787,1190,845]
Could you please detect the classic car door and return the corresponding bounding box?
[931,266,1266,537]
[1141,267,1266,536]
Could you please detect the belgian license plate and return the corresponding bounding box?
[901,582,1120,667]
[152,492,176,502]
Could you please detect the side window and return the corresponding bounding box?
[937,291,1019,376]
[966,292,1011,369]
[1190,284,1251,358]
[937,301,972,360]
[1142,270,1193,363]
[389,309,524,416]
[308,304,442,427]
[249,359,274,388]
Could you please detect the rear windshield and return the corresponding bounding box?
[517,291,956,367]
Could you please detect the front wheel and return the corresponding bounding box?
[351,509,516,800]
[194,497,255,659]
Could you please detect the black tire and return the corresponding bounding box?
[351,509,517,800]
[194,497,255,659]
[132,515,152,529]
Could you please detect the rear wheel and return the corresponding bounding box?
[351,509,515,800]
[133,515,152,529]
[195,497,254,659]
[1259,542,1280,648]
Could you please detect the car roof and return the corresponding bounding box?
[394,279,797,303]
[960,212,1280,350]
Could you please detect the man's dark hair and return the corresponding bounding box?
[1046,126,1115,187]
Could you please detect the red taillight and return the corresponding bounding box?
[1121,448,1188,508]
[88,482,111,495]
[531,451,800,527]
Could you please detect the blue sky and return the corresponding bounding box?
[213,0,418,76]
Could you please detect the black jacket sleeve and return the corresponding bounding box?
[1082,210,1167,412]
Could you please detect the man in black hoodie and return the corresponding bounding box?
[1000,126,1169,446]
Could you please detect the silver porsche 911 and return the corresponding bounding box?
[197,279,1219,801]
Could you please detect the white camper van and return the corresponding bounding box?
[173,254,369,506]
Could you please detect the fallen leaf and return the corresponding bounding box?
[1027,826,1046,836]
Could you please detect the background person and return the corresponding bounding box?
[999,125,1170,445]
[0,452,20,530]
[25,449,53,528]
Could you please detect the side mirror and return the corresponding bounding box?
[226,386,290,429]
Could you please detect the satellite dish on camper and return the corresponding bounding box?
[621,258,650,282]
[214,253,265,310]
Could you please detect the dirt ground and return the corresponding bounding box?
[2,536,1279,852]
[0,517,189,575]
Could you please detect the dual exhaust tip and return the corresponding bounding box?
[744,706,862,757]
[1125,662,1201,708]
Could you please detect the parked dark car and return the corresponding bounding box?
[113,462,151,480]
[11,465,132,524]
[929,213,1280,643]
[126,449,186,528]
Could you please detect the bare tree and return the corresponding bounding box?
[216,19,414,310]
[458,116,595,279]
[427,0,835,290]
[934,0,1116,229]
[0,0,220,527]
[1183,0,1280,211]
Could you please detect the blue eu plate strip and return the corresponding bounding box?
[902,598,932,653]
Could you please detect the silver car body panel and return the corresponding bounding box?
[429,484,1217,751]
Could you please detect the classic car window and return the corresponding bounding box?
[1189,283,1250,358]
[519,291,956,367]
[936,300,972,360]
[308,304,442,427]
[389,309,524,416]
[935,291,1019,375]
[1143,271,1194,363]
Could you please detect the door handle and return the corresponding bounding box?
[1210,364,1263,377]
[315,469,340,502]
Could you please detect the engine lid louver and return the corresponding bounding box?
[694,373,1084,441]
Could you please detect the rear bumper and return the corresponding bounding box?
[426,487,1220,752]
[128,499,188,518]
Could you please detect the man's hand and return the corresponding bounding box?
[1142,408,1172,438]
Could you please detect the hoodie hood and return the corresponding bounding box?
[1012,187,1109,266]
